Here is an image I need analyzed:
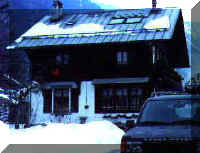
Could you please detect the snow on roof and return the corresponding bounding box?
[1,120,124,144]
[16,21,117,43]
[144,15,170,30]
[14,14,123,43]
[7,9,185,50]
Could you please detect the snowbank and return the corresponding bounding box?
[0,121,10,152]
[0,120,124,149]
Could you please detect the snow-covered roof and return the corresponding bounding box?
[7,8,184,49]
[18,22,117,39]
[144,15,170,29]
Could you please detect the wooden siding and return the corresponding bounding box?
[27,42,153,82]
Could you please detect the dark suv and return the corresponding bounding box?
[121,92,200,153]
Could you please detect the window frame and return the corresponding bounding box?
[95,84,145,113]
[56,53,70,66]
[108,18,125,25]
[116,51,128,65]
[125,17,143,24]
[43,87,73,115]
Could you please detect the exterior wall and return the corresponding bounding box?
[29,43,153,83]
[30,81,139,125]
[30,81,96,124]
[78,81,95,118]
[30,90,80,124]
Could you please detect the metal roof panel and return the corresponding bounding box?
[163,9,180,39]
[9,8,182,48]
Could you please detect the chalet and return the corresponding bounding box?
[7,8,189,125]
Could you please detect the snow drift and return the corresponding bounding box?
[0,120,124,147]
[0,121,10,152]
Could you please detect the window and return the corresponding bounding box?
[126,17,142,24]
[56,54,62,65]
[96,86,144,113]
[42,88,74,115]
[63,54,70,65]
[108,17,143,25]
[117,51,128,64]
[197,73,200,81]
[56,53,70,65]
[101,88,113,111]
[109,18,125,25]
[139,99,200,124]
[109,10,147,25]
[54,88,70,115]
[112,11,146,19]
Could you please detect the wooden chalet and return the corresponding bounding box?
[7,8,189,124]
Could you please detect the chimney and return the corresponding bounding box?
[50,0,63,22]
[152,0,157,8]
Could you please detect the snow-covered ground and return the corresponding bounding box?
[0,120,125,152]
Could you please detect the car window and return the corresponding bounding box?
[138,99,200,124]
[175,102,192,118]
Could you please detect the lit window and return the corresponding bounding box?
[117,51,128,64]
